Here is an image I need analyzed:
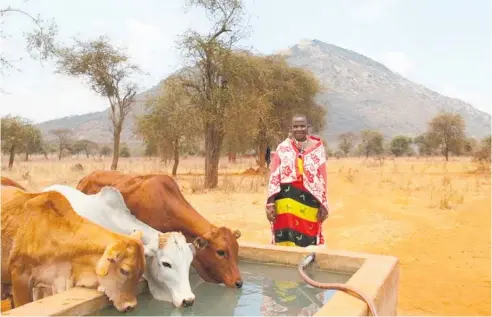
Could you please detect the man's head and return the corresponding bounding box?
[291,114,309,142]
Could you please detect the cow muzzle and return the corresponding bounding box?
[235,279,243,288]
[182,297,195,307]
[173,293,196,308]
[114,299,137,312]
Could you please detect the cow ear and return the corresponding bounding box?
[232,229,241,239]
[193,236,208,250]
[129,230,144,244]
[96,244,120,276]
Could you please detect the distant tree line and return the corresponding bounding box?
[0,116,131,169]
[333,112,490,164]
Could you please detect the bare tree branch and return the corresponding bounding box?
[0,5,58,81]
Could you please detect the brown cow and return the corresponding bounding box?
[76,170,243,288]
[1,186,146,312]
[1,177,26,191]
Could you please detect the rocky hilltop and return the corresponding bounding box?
[283,39,490,141]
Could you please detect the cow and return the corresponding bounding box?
[76,170,243,289]
[42,184,207,307]
[1,186,146,312]
[1,177,26,191]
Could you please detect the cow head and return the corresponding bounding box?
[96,230,146,312]
[145,232,207,307]
[192,226,242,288]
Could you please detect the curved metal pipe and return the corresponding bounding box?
[298,252,379,316]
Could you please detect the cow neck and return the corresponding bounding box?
[171,200,212,237]
[122,175,213,238]
[95,196,158,246]
[55,221,123,260]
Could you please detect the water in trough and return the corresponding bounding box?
[94,261,352,316]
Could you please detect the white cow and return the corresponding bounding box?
[42,184,206,308]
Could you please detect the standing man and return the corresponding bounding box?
[265,114,329,247]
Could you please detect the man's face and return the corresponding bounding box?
[291,116,308,141]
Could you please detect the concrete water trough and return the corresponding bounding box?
[3,242,399,316]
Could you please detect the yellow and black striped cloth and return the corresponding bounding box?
[273,183,321,247]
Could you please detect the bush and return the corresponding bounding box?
[119,144,131,158]
[472,136,491,173]
[473,136,491,163]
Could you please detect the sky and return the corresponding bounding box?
[0,0,490,124]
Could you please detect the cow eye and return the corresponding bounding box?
[217,250,225,257]
[120,268,130,276]
[161,262,172,268]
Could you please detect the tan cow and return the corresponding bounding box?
[1,186,146,312]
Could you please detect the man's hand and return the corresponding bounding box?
[317,206,329,222]
[265,203,276,222]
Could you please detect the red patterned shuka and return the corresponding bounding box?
[266,136,329,247]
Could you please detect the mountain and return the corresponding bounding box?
[36,39,491,150]
[281,40,490,141]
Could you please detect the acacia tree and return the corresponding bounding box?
[473,135,491,164]
[390,135,413,157]
[19,124,42,161]
[50,128,73,160]
[55,36,142,170]
[136,76,201,176]
[99,145,112,157]
[1,115,29,168]
[39,141,57,159]
[219,52,325,167]
[246,55,325,167]
[414,132,436,156]
[427,112,466,161]
[178,0,247,188]
[338,132,357,157]
[462,137,478,156]
[1,117,42,162]
[72,139,99,158]
[360,130,384,158]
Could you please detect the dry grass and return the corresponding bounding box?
[1,155,490,316]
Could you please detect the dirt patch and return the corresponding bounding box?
[241,167,267,175]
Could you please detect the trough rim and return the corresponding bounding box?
[2,241,399,316]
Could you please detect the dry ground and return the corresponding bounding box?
[1,155,490,316]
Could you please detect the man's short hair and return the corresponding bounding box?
[292,113,310,125]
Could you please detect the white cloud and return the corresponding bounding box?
[380,51,415,77]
